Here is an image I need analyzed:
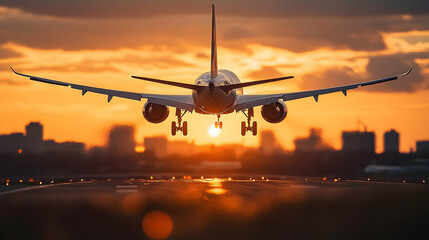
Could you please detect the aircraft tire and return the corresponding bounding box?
[183,121,188,136]
[172,122,177,136]
[241,121,246,136]
[252,122,257,136]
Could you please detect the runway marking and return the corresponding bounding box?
[116,185,138,188]
[0,182,73,196]
[289,184,319,189]
[115,185,138,194]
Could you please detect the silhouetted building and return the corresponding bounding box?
[144,136,168,158]
[107,125,136,156]
[43,140,85,155]
[167,140,196,157]
[259,130,282,155]
[294,128,331,152]
[25,122,43,153]
[0,133,25,154]
[384,129,399,153]
[342,130,375,154]
[416,141,429,155]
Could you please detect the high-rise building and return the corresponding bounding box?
[342,130,375,154]
[294,128,331,152]
[416,141,429,155]
[107,125,136,156]
[0,133,25,154]
[384,129,399,153]
[25,122,43,153]
[144,136,168,158]
[260,130,282,155]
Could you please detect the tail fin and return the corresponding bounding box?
[210,4,218,78]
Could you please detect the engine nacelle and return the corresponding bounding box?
[261,100,288,123]
[142,102,169,123]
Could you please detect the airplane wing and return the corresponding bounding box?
[11,67,195,111]
[235,68,412,111]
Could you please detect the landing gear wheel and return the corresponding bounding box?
[219,122,223,129]
[241,121,246,136]
[252,121,257,136]
[172,121,177,136]
[215,122,218,129]
[183,121,188,136]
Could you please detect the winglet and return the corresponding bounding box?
[10,66,17,74]
[399,67,412,77]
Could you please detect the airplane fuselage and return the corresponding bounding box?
[192,69,243,114]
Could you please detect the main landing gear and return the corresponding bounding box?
[214,114,223,129]
[241,107,257,136]
[172,108,188,136]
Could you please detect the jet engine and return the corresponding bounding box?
[261,100,288,123]
[142,102,169,123]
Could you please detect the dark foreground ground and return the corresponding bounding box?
[0,176,428,240]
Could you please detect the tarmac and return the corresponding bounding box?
[0,177,428,239]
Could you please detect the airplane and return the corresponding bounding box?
[11,4,412,136]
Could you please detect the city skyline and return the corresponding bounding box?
[1,121,425,155]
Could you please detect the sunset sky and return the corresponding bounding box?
[1,0,428,152]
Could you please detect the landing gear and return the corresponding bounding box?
[214,114,222,129]
[172,108,188,136]
[241,108,257,136]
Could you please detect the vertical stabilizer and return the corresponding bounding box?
[210,4,218,78]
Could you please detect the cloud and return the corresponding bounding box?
[1,0,429,19]
[247,66,284,80]
[300,52,429,92]
[0,46,21,59]
[0,2,428,53]
[0,78,27,86]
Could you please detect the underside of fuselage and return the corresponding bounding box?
[192,69,242,114]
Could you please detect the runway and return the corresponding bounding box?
[0,177,428,239]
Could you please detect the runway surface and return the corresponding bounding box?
[0,177,428,240]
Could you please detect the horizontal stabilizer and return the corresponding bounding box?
[131,75,204,92]
[220,76,294,94]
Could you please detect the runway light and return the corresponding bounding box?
[252,179,256,182]
[423,180,426,183]
[228,177,232,181]
[6,183,9,186]
[69,179,72,182]
[403,180,406,183]
[322,177,327,181]
[150,176,153,180]
[80,179,84,182]
[172,176,175,180]
[19,179,23,183]
[266,179,269,182]
[367,178,370,181]
[39,181,42,185]
[29,179,34,182]
[334,179,338,182]
[6,179,9,183]
[201,176,204,180]
[261,177,264,180]
[50,180,54,184]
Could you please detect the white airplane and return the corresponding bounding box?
[11,4,411,136]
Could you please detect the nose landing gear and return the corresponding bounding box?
[172,108,188,136]
[214,114,223,129]
[241,107,257,136]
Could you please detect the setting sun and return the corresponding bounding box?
[208,125,220,137]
